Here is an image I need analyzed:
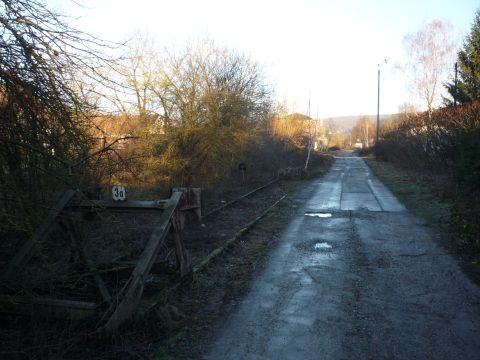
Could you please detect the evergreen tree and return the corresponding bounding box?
[446,9,480,105]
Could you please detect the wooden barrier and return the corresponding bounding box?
[0,187,201,333]
[1,189,77,280]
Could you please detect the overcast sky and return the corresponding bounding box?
[50,0,478,118]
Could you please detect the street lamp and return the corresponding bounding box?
[376,59,387,161]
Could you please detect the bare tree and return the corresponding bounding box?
[155,41,272,185]
[0,0,115,230]
[352,116,376,148]
[112,33,160,116]
[402,19,456,118]
[113,39,273,186]
[271,113,311,149]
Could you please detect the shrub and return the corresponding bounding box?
[378,101,480,251]
[455,129,480,191]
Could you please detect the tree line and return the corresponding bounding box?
[377,9,480,250]
[0,1,318,238]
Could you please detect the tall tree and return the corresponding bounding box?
[402,19,456,117]
[0,0,112,229]
[445,9,480,105]
[155,42,273,185]
[116,40,273,186]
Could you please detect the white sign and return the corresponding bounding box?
[112,186,127,201]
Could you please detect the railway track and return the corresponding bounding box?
[136,177,291,308]
[182,178,291,268]
[203,178,280,218]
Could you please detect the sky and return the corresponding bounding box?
[49,0,478,118]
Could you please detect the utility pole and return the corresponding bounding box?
[304,95,312,170]
[366,121,369,148]
[376,59,387,161]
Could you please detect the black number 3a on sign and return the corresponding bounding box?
[112,186,126,201]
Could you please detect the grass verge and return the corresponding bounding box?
[365,159,452,225]
[365,158,480,283]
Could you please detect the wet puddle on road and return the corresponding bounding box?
[314,242,332,250]
[304,212,332,218]
[295,238,334,252]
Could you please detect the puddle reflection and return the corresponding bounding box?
[305,212,332,218]
[314,242,332,250]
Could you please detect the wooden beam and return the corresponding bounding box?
[2,189,77,280]
[0,294,97,320]
[172,212,192,278]
[100,191,183,334]
[172,187,202,220]
[72,199,168,210]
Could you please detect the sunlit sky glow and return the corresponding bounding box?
[50,0,478,118]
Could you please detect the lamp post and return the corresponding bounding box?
[376,59,387,161]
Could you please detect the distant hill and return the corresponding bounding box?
[323,114,398,131]
[283,112,312,121]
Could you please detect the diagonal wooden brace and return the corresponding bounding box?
[99,191,183,334]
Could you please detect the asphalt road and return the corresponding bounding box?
[206,153,480,359]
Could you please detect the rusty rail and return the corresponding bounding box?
[194,193,287,274]
[203,178,279,218]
